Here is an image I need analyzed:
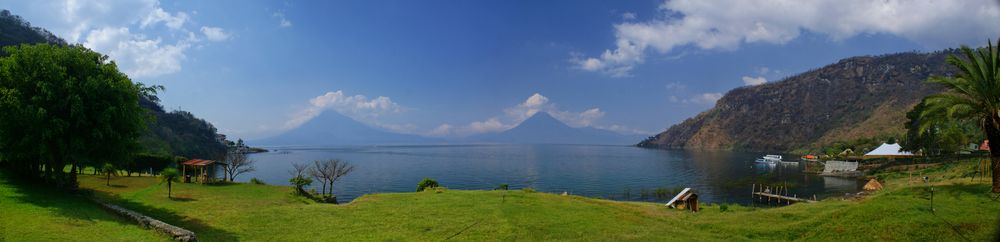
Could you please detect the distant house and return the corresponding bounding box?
[863,143,915,159]
[181,159,225,184]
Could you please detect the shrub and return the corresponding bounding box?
[522,187,536,193]
[249,177,266,185]
[720,204,729,212]
[416,178,439,191]
[289,175,312,195]
[495,184,509,190]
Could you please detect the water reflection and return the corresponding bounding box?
[243,145,859,204]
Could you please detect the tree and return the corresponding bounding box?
[0,44,146,187]
[309,160,332,196]
[309,159,355,197]
[222,151,255,182]
[161,168,180,198]
[288,163,312,195]
[417,178,439,191]
[100,163,115,186]
[919,38,1000,193]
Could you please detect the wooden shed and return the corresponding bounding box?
[181,159,224,184]
[665,188,699,212]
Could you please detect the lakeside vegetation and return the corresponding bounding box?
[2,157,996,241]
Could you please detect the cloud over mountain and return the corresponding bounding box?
[575,0,1000,77]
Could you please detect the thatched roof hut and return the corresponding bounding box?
[863,178,883,191]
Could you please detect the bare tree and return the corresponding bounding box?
[324,159,355,196]
[289,163,310,177]
[223,151,256,182]
[309,159,355,197]
[310,160,332,196]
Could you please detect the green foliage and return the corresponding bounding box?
[160,168,180,198]
[495,183,509,190]
[521,187,536,193]
[416,177,439,191]
[249,177,266,185]
[719,204,729,212]
[0,44,145,187]
[917,39,1000,192]
[903,101,981,155]
[288,175,312,195]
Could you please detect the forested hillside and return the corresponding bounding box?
[0,9,225,159]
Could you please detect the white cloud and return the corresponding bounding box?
[690,93,723,105]
[504,93,550,122]
[273,12,292,28]
[448,93,637,136]
[140,6,188,29]
[200,26,230,41]
[427,124,453,136]
[284,90,403,130]
[83,27,190,78]
[621,12,637,20]
[576,0,1000,76]
[3,0,231,79]
[742,76,767,86]
[464,118,512,134]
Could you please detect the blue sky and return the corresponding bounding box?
[3,0,999,140]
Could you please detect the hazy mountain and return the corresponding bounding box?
[253,111,434,146]
[469,112,643,145]
[638,50,957,152]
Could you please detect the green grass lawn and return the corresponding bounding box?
[0,173,164,241]
[68,158,1000,241]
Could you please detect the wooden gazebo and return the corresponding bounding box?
[181,159,223,184]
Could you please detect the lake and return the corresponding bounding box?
[240,144,860,204]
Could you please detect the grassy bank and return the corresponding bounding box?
[0,173,164,241]
[3,159,998,241]
[64,158,999,241]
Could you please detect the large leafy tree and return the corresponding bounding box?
[0,44,146,187]
[919,39,1000,193]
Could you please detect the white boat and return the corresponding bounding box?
[754,155,782,165]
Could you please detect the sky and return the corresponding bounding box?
[2,0,999,140]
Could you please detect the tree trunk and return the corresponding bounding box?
[106,172,110,186]
[321,181,327,196]
[984,119,1000,193]
[168,181,172,198]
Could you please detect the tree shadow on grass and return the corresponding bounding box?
[168,196,197,202]
[1,172,238,241]
[0,173,150,232]
[90,189,239,241]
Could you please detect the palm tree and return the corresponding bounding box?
[920,38,1000,193]
[100,163,115,186]
[161,168,181,198]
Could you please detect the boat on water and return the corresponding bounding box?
[754,155,783,164]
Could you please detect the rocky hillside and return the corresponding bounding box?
[638,51,957,152]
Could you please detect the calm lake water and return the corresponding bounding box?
[240,145,860,204]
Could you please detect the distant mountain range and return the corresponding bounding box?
[255,111,643,146]
[467,112,643,145]
[252,111,435,146]
[638,50,956,152]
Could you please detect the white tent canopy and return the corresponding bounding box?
[863,143,915,158]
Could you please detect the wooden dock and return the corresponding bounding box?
[751,184,816,205]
